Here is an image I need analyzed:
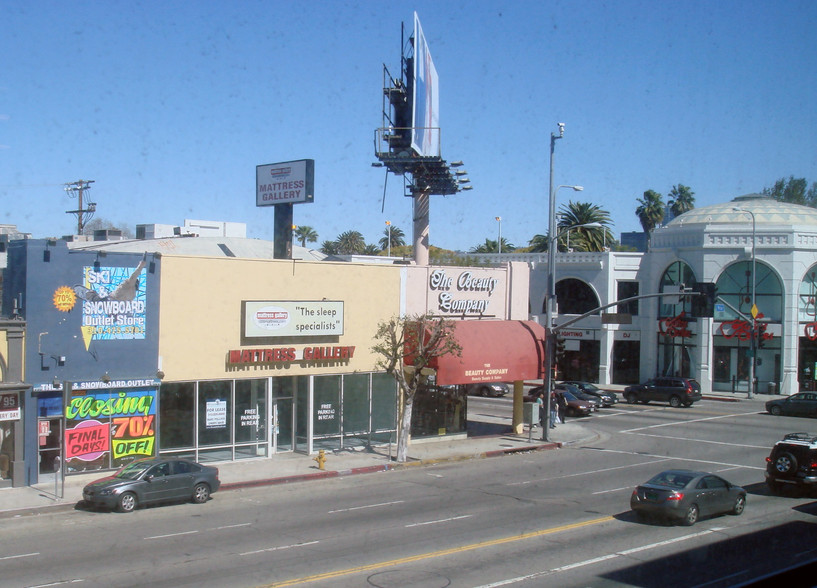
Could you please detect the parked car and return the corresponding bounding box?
[623,377,702,407]
[766,392,817,418]
[527,386,594,417]
[561,381,618,407]
[630,469,746,526]
[556,383,600,411]
[765,432,817,494]
[82,457,221,513]
[466,382,510,397]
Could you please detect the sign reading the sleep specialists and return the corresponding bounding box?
[244,301,344,338]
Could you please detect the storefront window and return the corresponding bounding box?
[159,382,194,449]
[198,381,232,447]
[555,278,600,315]
[313,375,341,438]
[342,374,370,434]
[412,383,466,438]
[371,373,397,432]
[617,281,639,316]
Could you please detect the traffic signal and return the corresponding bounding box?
[555,336,566,358]
[691,283,717,317]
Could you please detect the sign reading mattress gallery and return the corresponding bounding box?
[244,301,344,338]
[256,159,315,206]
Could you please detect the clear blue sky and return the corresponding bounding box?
[2,1,815,252]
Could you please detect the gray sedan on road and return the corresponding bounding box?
[82,457,221,513]
[766,392,817,418]
[630,469,746,526]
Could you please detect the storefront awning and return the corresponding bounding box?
[429,320,545,386]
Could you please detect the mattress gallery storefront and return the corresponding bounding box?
[8,239,538,482]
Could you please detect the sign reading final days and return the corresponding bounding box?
[256,159,315,206]
[244,301,344,338]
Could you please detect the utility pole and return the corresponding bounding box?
[64,180,96,235]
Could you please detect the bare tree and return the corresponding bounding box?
[372,313,462,462]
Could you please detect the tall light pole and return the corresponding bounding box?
[543,121,584,441]
[496,216,502,254]
[733,206,756,399]
[385,220,392,257]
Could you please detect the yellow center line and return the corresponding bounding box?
[263,515,614,587]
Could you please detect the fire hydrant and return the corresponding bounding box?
[313,449,327,470]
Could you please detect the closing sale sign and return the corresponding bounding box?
[256,159,315,206]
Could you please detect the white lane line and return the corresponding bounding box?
[145,530,199,540]
[586,447,766,472]
[328,500,404,514]
[592,486,636,495]
[622,411,763,433]
[28,581,85,587]
[213,522,253,530]
[506,457,673,486]
[240,540,319,556]
[474,528,720,587]
[405,514,472,528]
[0,552,39,561]
[624,431,770,450]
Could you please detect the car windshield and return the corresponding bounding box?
[648,472,693,489]
[562,391,578,401]
[113,461,153,480]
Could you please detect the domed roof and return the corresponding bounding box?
[666,194,817,227]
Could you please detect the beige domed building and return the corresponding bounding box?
[518,193,817,397]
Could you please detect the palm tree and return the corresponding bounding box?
[636,189,665,234]
[557,201,614,252]
[469,237,515,254]
[320,240,339,255]
[362,243,382,255]
[335,230,366,254]
[667,184,695,218]
[528,233,549,253]
[379,225,406,251]
[293,225,318,248]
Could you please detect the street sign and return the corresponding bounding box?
[602,313,632,324]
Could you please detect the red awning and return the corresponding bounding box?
[429,320,545,386]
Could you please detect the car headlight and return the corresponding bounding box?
[99,488,114,496]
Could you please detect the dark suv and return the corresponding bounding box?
[765,432,817,494]
[623,377,702,407]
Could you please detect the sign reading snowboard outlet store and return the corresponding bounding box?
[256,159,315,206]
[244,301,344,338]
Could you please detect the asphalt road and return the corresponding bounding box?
[4,398,816,588]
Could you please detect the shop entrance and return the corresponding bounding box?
[37,417,63,484]
[799,337,817,391]
[273,398,294,452]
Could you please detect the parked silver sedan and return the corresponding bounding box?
[82,458,220,513]
[630,469,746,525]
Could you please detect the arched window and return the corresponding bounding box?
[658,261,696,319]
[799,266,817,323]
[555,278,600,315]
[715,261,782,322]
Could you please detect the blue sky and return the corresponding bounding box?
[2,1,816,252]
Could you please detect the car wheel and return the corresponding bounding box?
[681,503,699,526]
[731,495,746,516]
[117,491,137,513]
[669,395,682,408]
[192,483,211,504]
[625,393,638,404]
[769,405,782,416]
[774,452,798,474]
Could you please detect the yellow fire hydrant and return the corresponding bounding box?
[313,449,327,470]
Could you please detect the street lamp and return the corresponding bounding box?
[733,206,756,399]
[385,220,392,257]
[496,216,502,254]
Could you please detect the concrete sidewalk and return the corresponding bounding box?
[0,391,767,517]
[0,421,589,518]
